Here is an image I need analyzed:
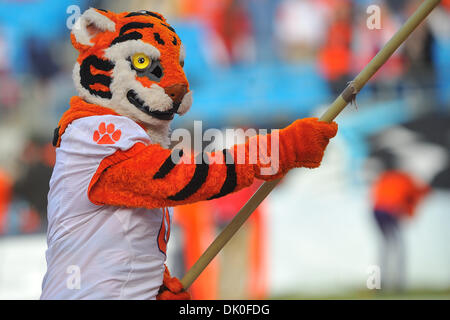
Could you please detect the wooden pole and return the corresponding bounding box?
[181,0,441,290]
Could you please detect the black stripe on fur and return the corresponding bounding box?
[168,153,209,201]
[207,149,237,200]
[110,31,142,46]
[161,23,175,33]
[79,55,114,99]
[125,11,164,21]
[153,33,165,45]
[153,149,184,179]
[146,12,164,21]
[119,22,154,36]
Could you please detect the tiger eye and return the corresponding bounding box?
[132,53,151,70]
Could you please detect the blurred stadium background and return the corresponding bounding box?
[0,0,449,299]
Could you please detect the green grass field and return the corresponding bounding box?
[272,288,450,300]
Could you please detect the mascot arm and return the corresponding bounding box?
[88,139,258,209]
[88,118,337,209]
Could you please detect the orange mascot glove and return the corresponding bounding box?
[253,117,338,180]
[156,266,191,300]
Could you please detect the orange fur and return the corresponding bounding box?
[89,64,111,76]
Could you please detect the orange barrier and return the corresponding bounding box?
[175,202,218,299]
[0,169,12,234]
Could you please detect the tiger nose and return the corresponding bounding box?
[164,84,187,110]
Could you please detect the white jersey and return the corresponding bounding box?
[41,115,172,300]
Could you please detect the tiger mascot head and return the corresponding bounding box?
[71,8,191,138]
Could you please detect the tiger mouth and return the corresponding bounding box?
[126,90,175,121]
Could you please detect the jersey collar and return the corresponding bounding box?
[53,96,119,148]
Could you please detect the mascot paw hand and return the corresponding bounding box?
[279,117,338,170]
[156,267,191,300]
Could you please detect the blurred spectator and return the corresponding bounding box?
[182,0,254,65]
[275,0,329,61]
[245,0,278,63]
[0,26,19,115]
[13,137,55,229]
[318,0,353,95]
[0,70,20,115]
[208,0,254,65]
[25,36,60,83]
[0,26,9,72]
[371,170,430,292]
[385,0,407,12]
[179,0,223,24]
[352,1,405,98]
[401,0,437,109]
[222,0,255,64]
[428,4,450,42]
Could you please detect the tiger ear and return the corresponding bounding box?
[71,8,116,47]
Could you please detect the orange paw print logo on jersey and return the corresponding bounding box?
[93,122,121,144]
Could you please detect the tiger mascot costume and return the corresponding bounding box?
[41,8,338,300]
